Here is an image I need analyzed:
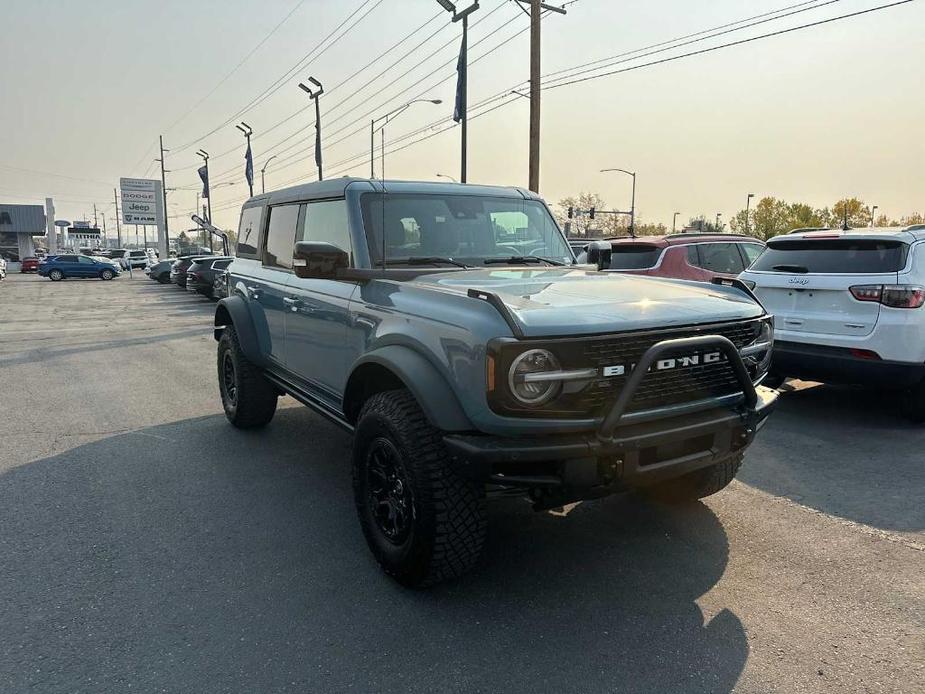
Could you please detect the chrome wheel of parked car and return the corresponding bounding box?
[49,269,63,281]
[100,269,114,280]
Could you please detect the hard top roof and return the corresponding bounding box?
[243,178,542,207]
[771,226,925,243]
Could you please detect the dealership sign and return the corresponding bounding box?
[120,178,163,225]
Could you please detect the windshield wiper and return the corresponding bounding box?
[771,264,809,273]
[483,256,566,267]
[386,256,470,269]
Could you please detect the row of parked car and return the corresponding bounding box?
[145,253,233,298]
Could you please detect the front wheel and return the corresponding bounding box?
[48,269,63,281]
[217,325,278,428]
[643,453,743,504]
[100,269,114,280]
[353,390,486,588]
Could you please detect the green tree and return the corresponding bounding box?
[555,192,628,238]
[828,198,870,228]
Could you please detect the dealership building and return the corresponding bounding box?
[0,203,46,262]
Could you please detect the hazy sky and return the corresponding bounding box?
[1,0,922,237]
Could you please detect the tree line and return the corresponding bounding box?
[556,193,923,240]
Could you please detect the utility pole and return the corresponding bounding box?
[113,188,122,247]
[672,211,680,233]
[528,0,541,193]
[298,77,324,181]
[745,193,755,235]
[158,135,170,253]
[518,0,566,193]
[93,203,98,228]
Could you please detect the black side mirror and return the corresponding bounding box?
[587,241,612,270]
[293,241,349,280]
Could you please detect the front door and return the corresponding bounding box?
[76,255,98,277]
[283,199,357,405]
[254,202,302,367]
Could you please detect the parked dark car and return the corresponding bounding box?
[38,254,121,281]
[146,259,176,284]
[186,257,233,297]
[170,255,214,287]
[20,257,40,273]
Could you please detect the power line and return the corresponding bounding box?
[171,0,382,154]
[162,0,311,134]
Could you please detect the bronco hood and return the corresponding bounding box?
[410,268,764,337]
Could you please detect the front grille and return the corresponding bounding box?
[576,320,760,414]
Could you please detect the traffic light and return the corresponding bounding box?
[589,207,596,220]
[567,206,574,219]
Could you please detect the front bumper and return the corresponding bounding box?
[444,334,778,491]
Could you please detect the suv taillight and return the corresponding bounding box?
[849,284,925,309]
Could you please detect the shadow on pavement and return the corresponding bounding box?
[739,382,924,532]
[0,408,746,693]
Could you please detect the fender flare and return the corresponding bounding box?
[214,295,265,366]
[346,345,474,432]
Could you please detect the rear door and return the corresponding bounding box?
[745,238,906,336]
[257,203,302,367]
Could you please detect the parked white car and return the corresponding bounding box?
[740,226,925,419]
[0,256,6,280]
[122,249,150,269]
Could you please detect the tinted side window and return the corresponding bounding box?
[691,243,745,274]
[78,255,95,264]
[236,205,264,258]
[607,245,661,269]
[298,199,351,255]
[212,259,232,270]
[263,204,301,270]
[58,255,78,262]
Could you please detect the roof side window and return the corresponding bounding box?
[236,205,264,259]
[263,204,301,270]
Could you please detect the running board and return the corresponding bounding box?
[262,370,354,433]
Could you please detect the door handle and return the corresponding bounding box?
[283,297,301,305]
[247,285,261,299]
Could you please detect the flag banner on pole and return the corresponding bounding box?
[315,122,322,170]
[453,34,466,123]
[197,166,209,198]
[244,142,254,189]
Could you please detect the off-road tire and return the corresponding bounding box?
[49,269,63,281]
[217,325,277,429]
[100,269,114,280]
[353,389,486,588]
[643,453,744,504]
[905,379,925,423]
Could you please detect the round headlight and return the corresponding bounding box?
[508,349,562,406]
[741,319,773,380]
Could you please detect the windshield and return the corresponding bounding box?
[751,239,908,273]
[360,193,573,266]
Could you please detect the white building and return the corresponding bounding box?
[0,203,46,265]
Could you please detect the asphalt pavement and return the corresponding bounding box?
[0,272,922,693]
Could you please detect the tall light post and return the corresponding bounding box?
[298,76,324,181]
[436,173,458,183]
[260,155,278,194]
[870,204,879,227]
[745,192,755,235]
[672,211,680,233]
[370,99,442,180]
[600,168,636,237]
[716,212,722,230]
[437,1,479,183]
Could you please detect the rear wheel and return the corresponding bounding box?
[643,453,743,503]
[48,269,63,281]
[353,390,486,588]
[217,325,277,428]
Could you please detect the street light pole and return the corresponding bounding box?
[716,212,722,230]
[870,205,878,227]
[370,99,442,179]
[261,155,277,194]
[196,150,212,223]
[438,2,480,184]
[236,122,254,198]
[672,211,680,233]
[436,173,458,183]
[600,168,636,236]
[745,193,755,235]
[298,77,324,181]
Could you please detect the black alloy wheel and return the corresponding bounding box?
[221,352,237,407]
[365,438,414,545]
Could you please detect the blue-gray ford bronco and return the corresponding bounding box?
[213,179,777,587]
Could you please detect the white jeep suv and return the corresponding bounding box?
[740,227,925,420]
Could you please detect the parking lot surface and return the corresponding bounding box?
[1,273,922,693]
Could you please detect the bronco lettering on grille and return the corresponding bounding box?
[603,351,723,378]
